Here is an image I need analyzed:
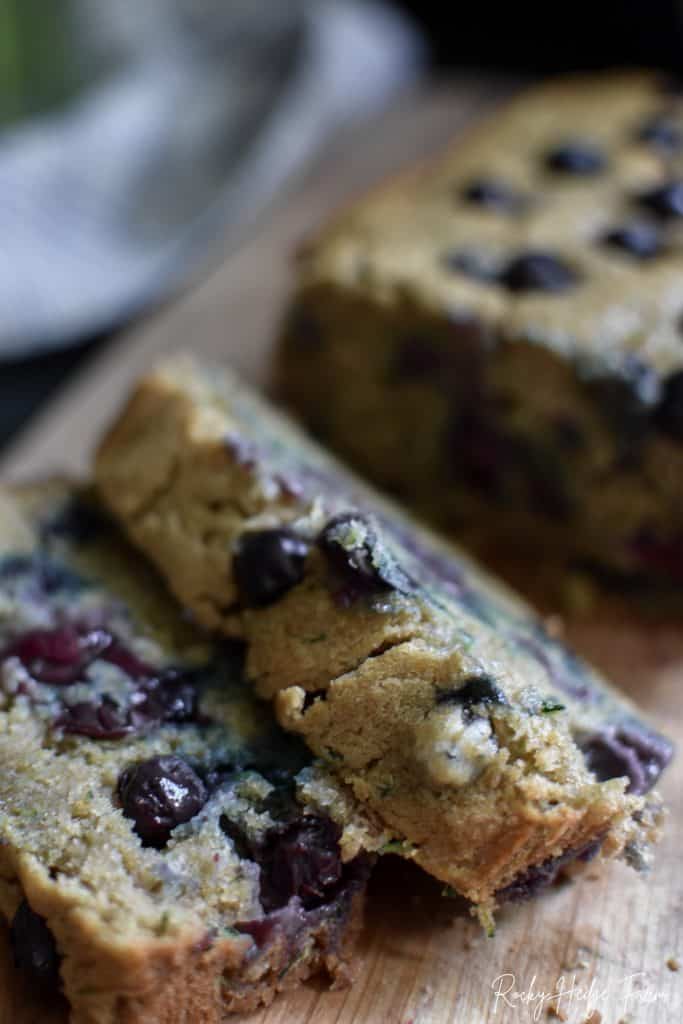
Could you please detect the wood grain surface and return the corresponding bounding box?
[1,77,681,1024]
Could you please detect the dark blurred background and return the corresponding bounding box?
[395,1,683,71]
[1,0,682,452]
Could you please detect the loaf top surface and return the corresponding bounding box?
[95,357,672,907]
[296,72,683,380]
[0,481,372,1015]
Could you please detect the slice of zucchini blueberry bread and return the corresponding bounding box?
[276,71,683,588]
[95,356,673,922]
[0,482,373,1024]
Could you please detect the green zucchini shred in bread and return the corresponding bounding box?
[276,71,683,589]
[95,355,672,924]
[0,482,374,1024]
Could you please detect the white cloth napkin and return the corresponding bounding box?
[0,0,421,356]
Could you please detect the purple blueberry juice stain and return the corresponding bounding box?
[371,512,497,626]
[0,556,209,739]
[1,626,112,685]
[318,513,415,607]
[580,724,673,795]
[513,626,593,703]
[496,839,602,904]
[100,638,155,679]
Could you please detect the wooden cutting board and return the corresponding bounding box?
[1,77,681,1024]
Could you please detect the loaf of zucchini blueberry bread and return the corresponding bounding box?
[95,356,672,922]
[276,71,683,587]
[0,482,373,1024]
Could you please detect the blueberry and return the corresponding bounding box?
[654,370,683,439]
[601,221,664,260]
[100,638,154,679]
[544,141,605,175]
[118,755,207,847]
[436,674,506,711]
[441,248,500,283]
[56,696,132,740]
[514,627,593,703]
[220,812,345,912]
[258,817,343,912]
[233,529,309,608]
[1,624,159,689]
[460,178,521,211]
[636,180,683,219]
[54,660,202,740]
[130,671,199,728]
[496,840,601,904]
[2,626,112,686]
[56,671,201,740]
[500,251,579,293]
[234,916,278,947]
[636,114,682,152]
[581,724,673,795]
[9,901,61,992]
[318,513,413,606]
